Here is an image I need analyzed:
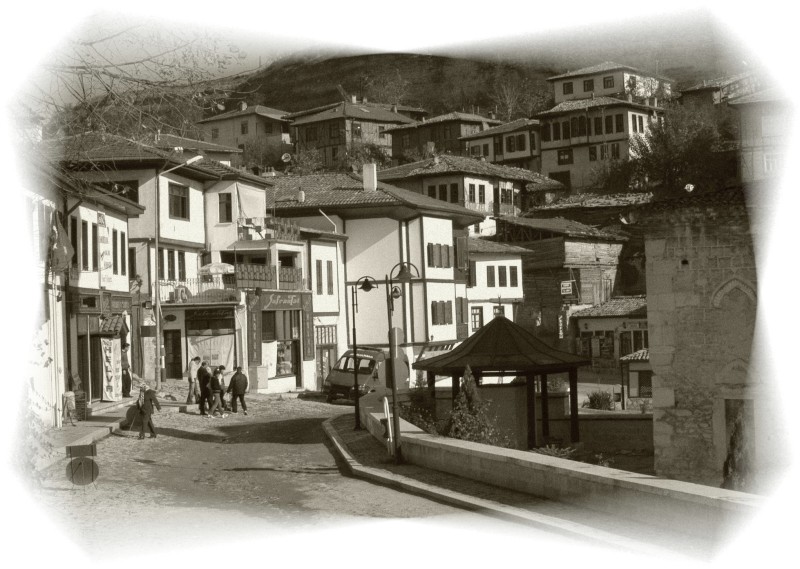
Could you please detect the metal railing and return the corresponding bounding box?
[158,276,238,304]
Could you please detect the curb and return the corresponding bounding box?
[321,418,683,556]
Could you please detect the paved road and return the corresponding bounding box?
[31,395,550,560]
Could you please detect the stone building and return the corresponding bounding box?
[636,187,781,491]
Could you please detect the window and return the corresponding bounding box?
[331,147,338,161]
[552,122,561,141]
[168,183,190,220]
[70,217,78,267]
[120,232,126,276]
[577,116,587,136]
[529,133,535,150]
[402,134,410,148]
[611,142,620,160]
[619,329,649,357]
[316,260,323,294]
[471,145,481,156]
[352,122,362,138]
[439,184,448,201]
[306,126,317,142]
[764,153,784,173]
[158,247,164,279]
[507,135,516,153]
[600,145,608,160]
[240,121,248,135]
[450,183,459,203]
[632,115,638,133]
[211,128,219,140]
[589,146,597,161]
[629,370,653,398]
[456,297,469,325]
[471,307,483,331]
[615,114,624,133]
[603,76,614,89]
[562,120,571,139]
[468,184,476,203]
[478,185,485,204]
[557,148,573,165]
[167,249,175,280]
[493,305,505,318]
[177,251,185,281]
[605,115,614,134]
[510,266,518,287]
[327,261,334,295]
[583,79,594,92]
[112,229,118,274]
[483,143,489,156]
[542,123,551,142]
[431,301,453,326]
[91,223,98,270]
[219,193,232,223]
[264,122,273,134]
[638,116,644,132]
[128,247,136,279]
[428,185,436,198]
[378,126,386,140]
[562,82,573,95]
[486,266,496,287]
[81,221,89,270]
[498,266,507,287]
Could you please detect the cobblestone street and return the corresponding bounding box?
[27,393,538,561]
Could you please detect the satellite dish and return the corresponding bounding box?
[281,153,292,163]
[684,183,695,193]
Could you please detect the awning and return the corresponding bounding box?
[416,341,459,363]
[97,313,129,337]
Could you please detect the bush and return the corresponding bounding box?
[530,444,576,459]
[439,366,510,448]
[399,375,440,435]
[583,390,615,410]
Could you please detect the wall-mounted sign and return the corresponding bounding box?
[560,281,573,296]
[260,292,306,311]
[164,314,177,322]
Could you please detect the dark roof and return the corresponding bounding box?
[289,102,416,126]
[266,172,484,227]
[284,101,426,120]
[680,72,754,93]
[154,134,242,154]
[572,296,647,318]
[413,315,589,374]
[378,155,563,190]
[620,348,649,362]
[496,216,628,241]
[42,132,273,187]
[459,118,539,140]
[634,186,748,214]
[385,112,502,132]
[98,313,130,336]
[547,61,671,82]
[468,239,530,255]
[727,88,786,106]
[530,192,654,208]
[536,97,658,117]
[196,105,289,124]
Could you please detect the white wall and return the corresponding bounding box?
[205,179,267,252]
[310,241,340,314]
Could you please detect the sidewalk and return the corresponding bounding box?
[322,414,716,560]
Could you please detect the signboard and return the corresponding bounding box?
[100,337,122,401]
[259,292,304,311]
[302,293,314,361]
[248,295,262,365]
[98,210,113,285]
[187,334,235,371]
[560,281,573,295]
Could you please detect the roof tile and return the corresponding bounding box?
[572,296,647,318]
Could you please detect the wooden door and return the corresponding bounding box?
[163,330,183,379]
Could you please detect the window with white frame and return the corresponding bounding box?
[471,306,483,331]
[168,183,190,220]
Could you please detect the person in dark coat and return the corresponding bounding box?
[197,361,212,416]
[136,382,161,439]
[227,366,249,415]
[208,367,227,418]
[121,343,132,398]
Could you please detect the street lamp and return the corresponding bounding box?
[351,276,377,430]
[154,154,203,390]
[385,261,419,463]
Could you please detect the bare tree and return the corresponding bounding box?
[489,78,524,121]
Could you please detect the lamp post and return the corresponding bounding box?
[351,276,377,430]
[153,155,203,390]
[385,261,419,463]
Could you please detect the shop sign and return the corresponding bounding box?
[260,292,304,311]
[560,281,573,295]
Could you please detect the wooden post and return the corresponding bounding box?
[526,373,536,449]
[451,373,460,402]
[569,367,579,442]
[540,373,549,441]
[427,371,436,420]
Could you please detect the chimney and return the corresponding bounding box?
[488,111,496,120]
[433,155,440,165]
[362,96,368,103]
[240,101,248,111]
[652,96,658,108]
[298,189,305,203]
[351,95,357,103]
[391,104,398,113]
[627,93,633,103]
[362,163,378,192]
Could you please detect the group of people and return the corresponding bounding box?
[186,357,249,418]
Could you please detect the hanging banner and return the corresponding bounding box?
[100,337,122,401]
[97,210,113,286]
[187,334,235,371]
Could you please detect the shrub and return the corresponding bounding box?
[399,375,440,435]
[583,390,615,410]
[530,444,576,459]
[439,366,510,448]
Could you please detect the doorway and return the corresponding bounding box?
[163,330,183,379]
[316,346,337,390]
[77,334,104,401]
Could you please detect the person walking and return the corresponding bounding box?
[217,365,231,412]
[121,343,132,398]
[197,361,212,416]
[208,367,227,418]
[136,382,161,439]
[185,356,201,404]
[227,366,249,415]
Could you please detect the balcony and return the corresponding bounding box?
[460,201,520,217]
[235,263,305,291]
[158,276,239,304]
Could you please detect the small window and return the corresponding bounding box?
[120,232,127,276]
[112,229,118,274]
[498,266,507,287]
[482,143,489,156]
[600,145,608,160]
[478,185,485,204]
[378,125,386,140]
[552,122,561,141]
[70,216,78,268]
[594,117,603,135]
[211,128,219,140]
[158,247,164,280]
[542,123,551,142]
[402,134,410,148]
[352,122,362,138]
[178,251,185,281]
[428,185,436,198]
[589,146,597,162]
[577,116,587,136]
[240,121,248,135]
[557,148,573,165]
[493,305,505,318]
[562,82,573,95]
[167,249,175,281]
[510,266,518,287]
[605,115,613,134]
[219,193,232,223]
[603,76,614,89]
[471,306,483,331]
[92,224,98,270]
[616,114,624,133]
[638,116,644,132]
[128,246,136,279]
[516,133,526,151]
[468,184,476,203]
[562,120,571,139]
[486,266,496,287]
[439,184,448,201]
[471,145,481,156]
[507,135,516,153]
[168,183,190,220]
[611,142,620,160]
[316,260,323,295]
[81,221,88,270]
[450,183,459,203]
[327,261,334,295]
[583,79,594,92]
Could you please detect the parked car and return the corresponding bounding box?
[323,347,410,402]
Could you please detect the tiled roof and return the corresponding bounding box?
[266,172,484,224]
[98,313,130,335]
[468,238,531,255]
[378,155,564,190]
[385,112,503,132]
[460,118,539,140]
[196,105,289,124]
[496,215,628,241]
[680,72,754,93]
[42,132,272,187]
[536,97,657,117]
[547,61,671,82]
[634,186,748,214]
[572,296,647,318]
[727,88,786,106]
[289,102,416,126]
[284,101,426,120]
[620,348,649,362]
[154,134,242,154]
[529,192,654,208]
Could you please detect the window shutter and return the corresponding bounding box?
[431,301,438,325]
[468,260,477,287]
[427,243,434,267]
[443,245,451,268]
[445,301,453,325]
[434,244,442,268]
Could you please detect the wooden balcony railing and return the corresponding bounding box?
[158,276,238,304]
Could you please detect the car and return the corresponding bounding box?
[322,347,386,402]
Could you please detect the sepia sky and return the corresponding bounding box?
[1,1,798,568]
